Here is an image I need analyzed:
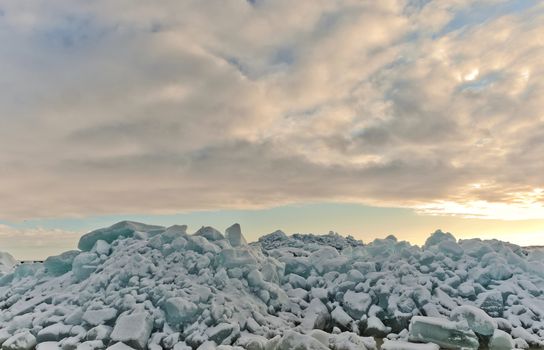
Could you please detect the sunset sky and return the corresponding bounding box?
[1,0,544,259]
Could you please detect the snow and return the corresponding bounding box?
[514,337,530,349]
[511,326,544,347]
[1,222,544,349]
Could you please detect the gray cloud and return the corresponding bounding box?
[0,0,543,220]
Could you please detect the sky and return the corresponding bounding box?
[1,0,544,260]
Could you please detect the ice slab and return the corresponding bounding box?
[408,316,479,350]
[78,221,164,251]
[382,340,439,350]
[110,313,153,350]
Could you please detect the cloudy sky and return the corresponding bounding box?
[1,0,544,259]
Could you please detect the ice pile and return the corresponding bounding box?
[0,222,543,350]
[0,252,16,276]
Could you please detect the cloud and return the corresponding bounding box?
[0,0,543,220]
[0,224,79,260]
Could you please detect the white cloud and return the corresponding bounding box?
[0,0,543,220]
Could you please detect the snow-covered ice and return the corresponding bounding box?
[1,223,544,349]
[490,329,515,350]
[2,330,37,350]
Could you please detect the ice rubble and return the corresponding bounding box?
[1,222,544,350]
